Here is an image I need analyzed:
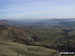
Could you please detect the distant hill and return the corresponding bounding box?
[0,19,75,28]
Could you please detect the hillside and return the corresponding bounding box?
[0,41,58,56]
[0,25,59,56]
[0,25,30,43]
[0,23,59,56]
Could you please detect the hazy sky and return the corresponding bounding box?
[0,0,75,19]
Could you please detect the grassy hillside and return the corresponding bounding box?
[0,41,59,56]
[0,25,30,43]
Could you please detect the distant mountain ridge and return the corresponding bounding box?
[0,18,75,28]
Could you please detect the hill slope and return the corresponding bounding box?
[0,25,30,43]
[0,40,59,56]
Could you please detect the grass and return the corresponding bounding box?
[0,41,59,56]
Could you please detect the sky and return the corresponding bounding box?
[0,0,75,19]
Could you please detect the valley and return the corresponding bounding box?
[0,19,75,56]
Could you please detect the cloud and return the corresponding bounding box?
[0,0,75,19]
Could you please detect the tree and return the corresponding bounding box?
[32,35,40,41]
